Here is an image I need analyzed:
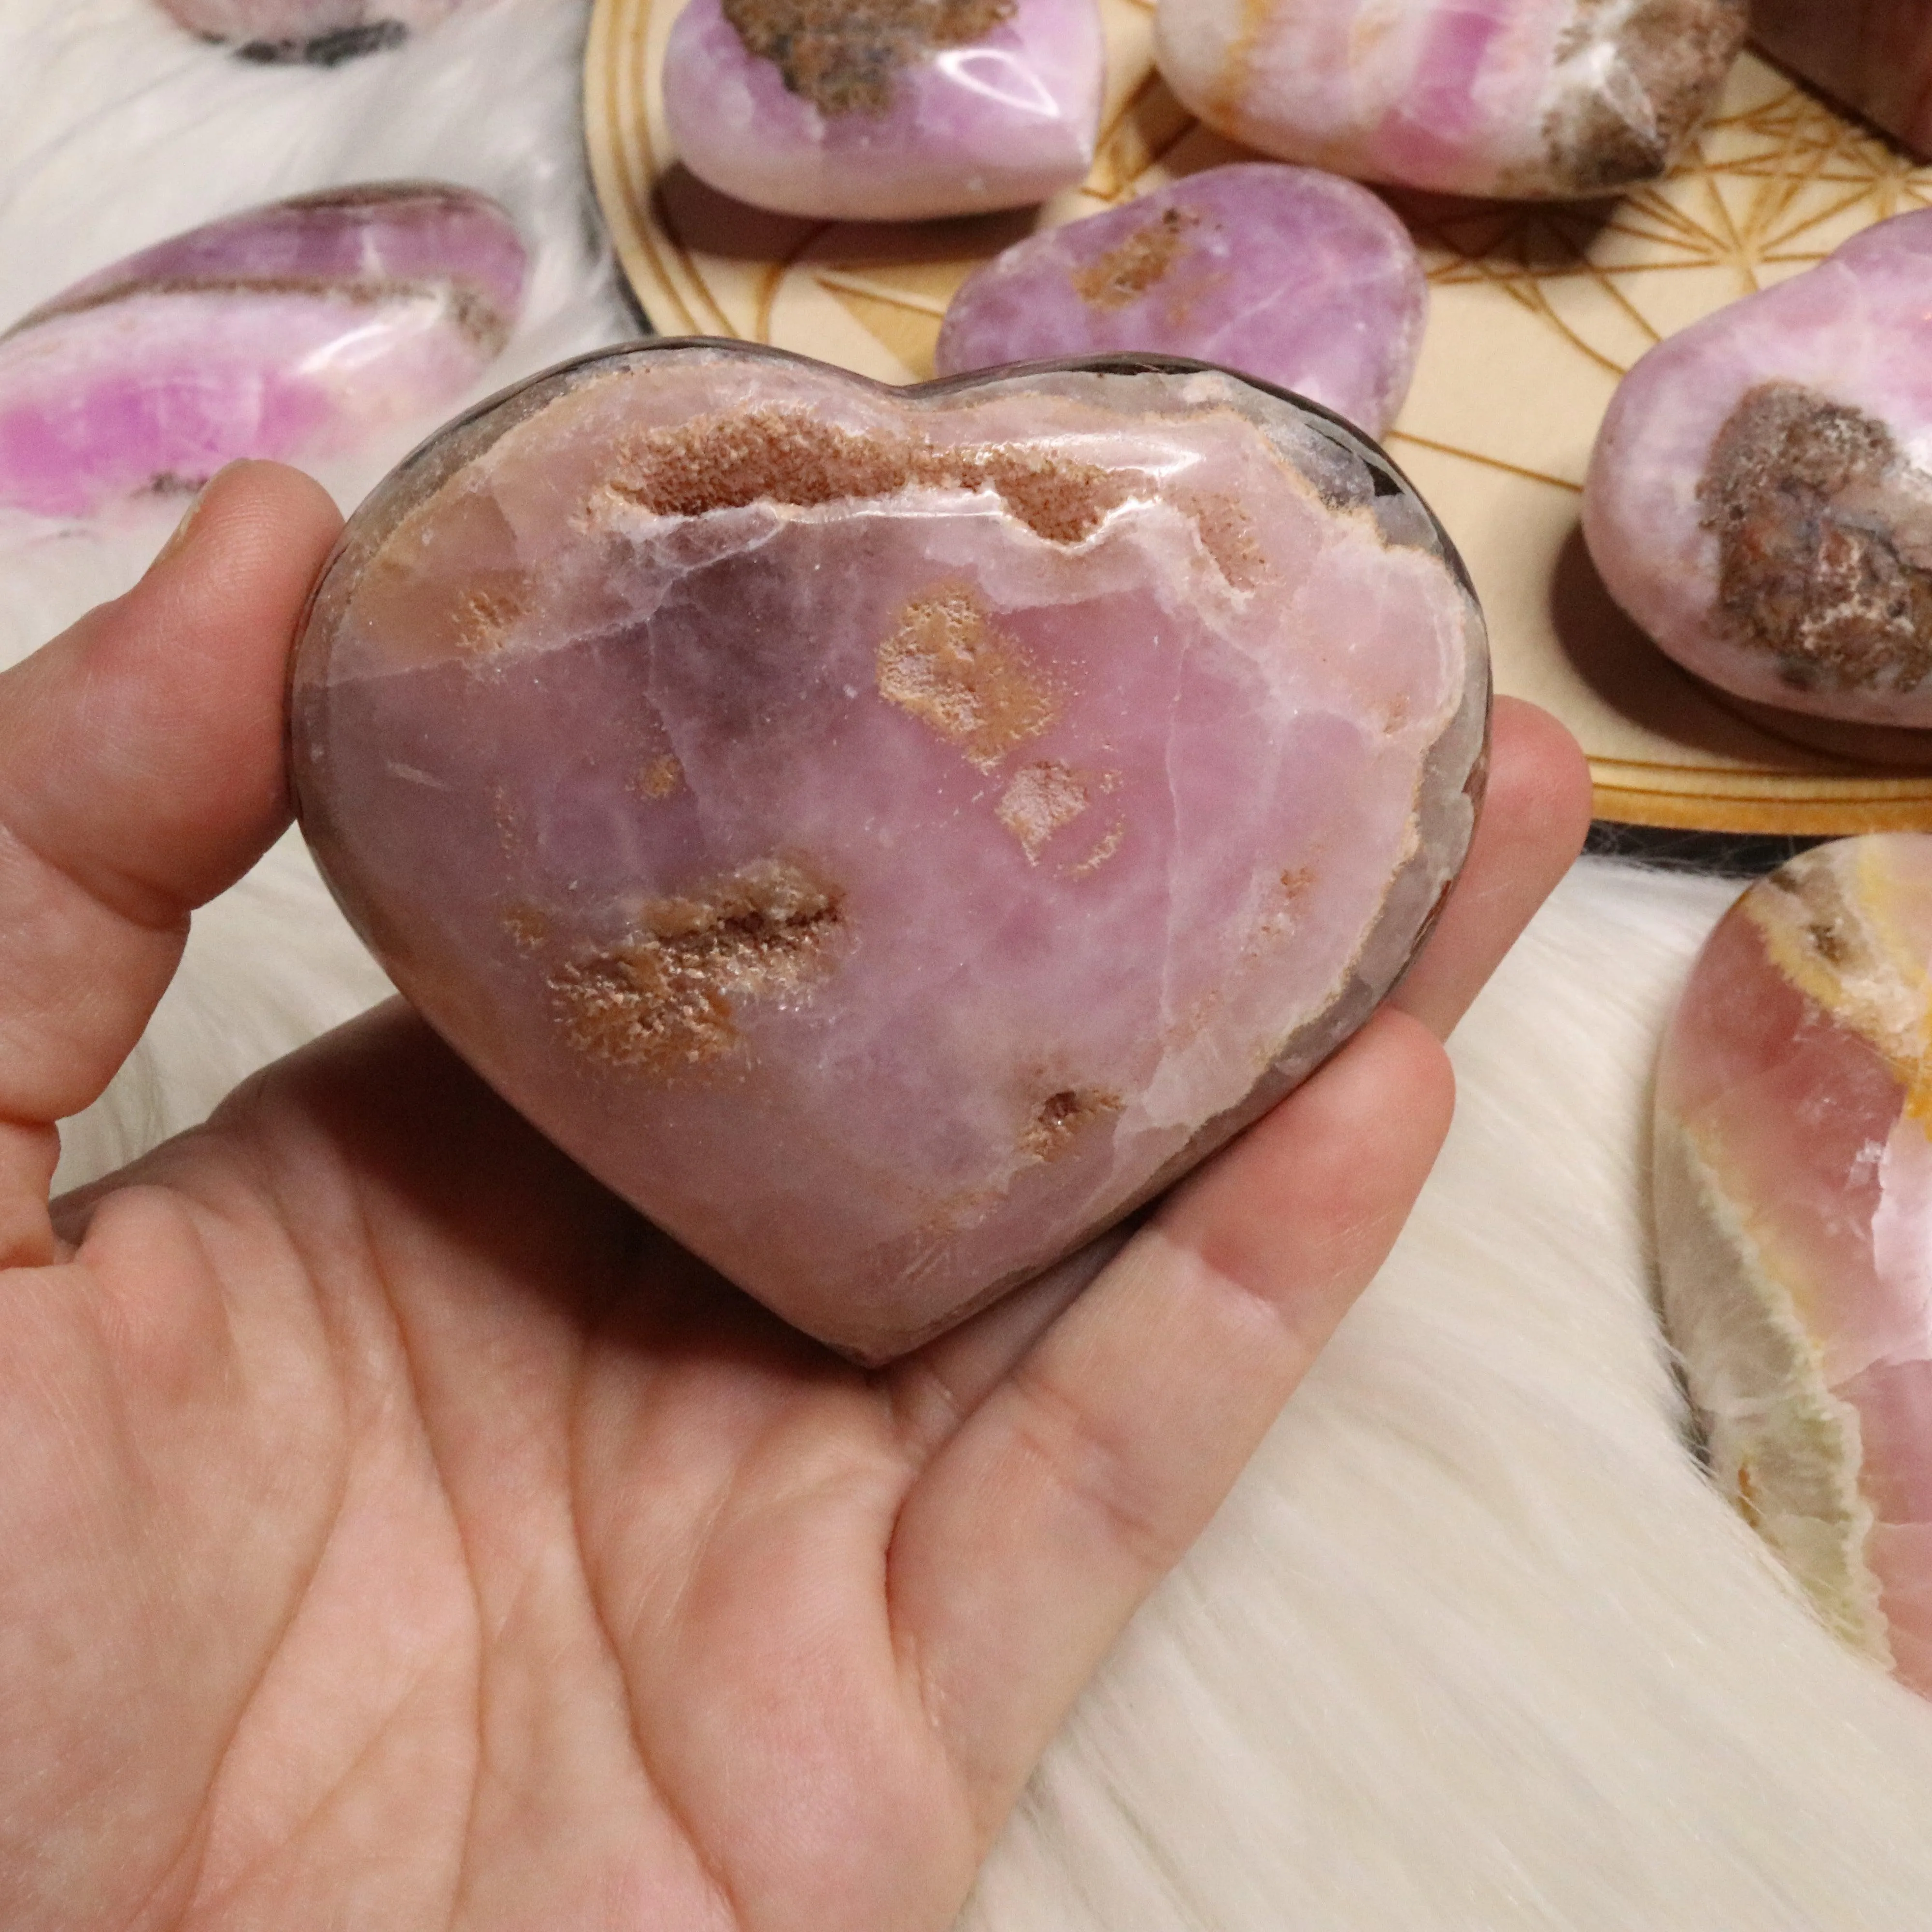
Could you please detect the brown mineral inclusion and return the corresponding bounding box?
[1071,207,1199,312]
[1698,381,1932,696]
[875,582,1057,771]
[719,0,1016,115]
[1539,0,1747,196]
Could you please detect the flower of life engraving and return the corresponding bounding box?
[588,4,1932,832]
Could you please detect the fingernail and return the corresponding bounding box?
[146,461,243,575]
[147,485,211,575]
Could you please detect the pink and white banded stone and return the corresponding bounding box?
[1753,0,1932,159]
[662,0,1103,221]
[291,342,1487,1359]
[1656,835,1932,1696]
[933,164,1426,439]
[159,0,459,58]
[1583,209,1932,726]
[0,183,526,519]
[1154,0,1747,200]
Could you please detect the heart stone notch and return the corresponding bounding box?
[292,342,1489,1361]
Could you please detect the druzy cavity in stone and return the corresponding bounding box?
[1657,835,1932,1697]
[0,183,526,519]
[1583,210,1932,726]
[935,164,1425,438]
[663,0,1103,220]
[1153,0,1746,200]
[291,341,1488,1360]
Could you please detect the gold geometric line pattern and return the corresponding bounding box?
[1384,431,1583,495]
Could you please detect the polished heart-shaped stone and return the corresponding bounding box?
[292,342,1487,1359]
[662,0,1103,220]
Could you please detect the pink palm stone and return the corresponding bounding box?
[934,165,1426,438]
[0,184,526,519]
[1583,209,1932,726]
[291,341,1488,1360]
[1656,835,1932,1696]
[1154,0,1746,200]
[1753,0,1932,158]
[662,0,1103,221]
[159,0,460,58]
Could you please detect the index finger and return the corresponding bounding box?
[1389,696,1591,1040]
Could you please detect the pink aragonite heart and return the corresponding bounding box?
[662,0,1103,221]
[1153,0,1746,200]
[291,341,1487,1360]
[1752,0,1932,158]
[1656,835,1932,1696]
[0,184,525,519]
[933,164,1426,439]
[1583,209,1932,726]
[158,0,458,58]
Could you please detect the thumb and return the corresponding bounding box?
[0,461,342,1263]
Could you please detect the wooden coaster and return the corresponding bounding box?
[585,5,1932,834]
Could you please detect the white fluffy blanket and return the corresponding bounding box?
[9,4,1932,1924]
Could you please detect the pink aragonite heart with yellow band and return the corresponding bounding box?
[291,341,1487,1360]
[1657,834,1932,1694]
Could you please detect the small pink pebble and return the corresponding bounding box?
[1657,834,1932,1695]
[934,165,1426,439]
[663,0,1103,221]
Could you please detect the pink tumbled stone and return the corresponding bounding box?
[0,184,526,519]
[159,0,459,58]
[1154,0,1746,200]
[934,165,1425,439]
[1657,835,1932,1696]
[291,341,1487,1359]
[1754,0,1932,158]
[662,0,1103,220]
[1583,209,1932,726]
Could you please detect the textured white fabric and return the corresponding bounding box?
[9,4,1932,1923]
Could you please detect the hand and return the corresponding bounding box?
[0,463,1590,1932]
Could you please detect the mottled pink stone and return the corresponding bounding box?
[934,166,1425,439]
[662,0,1103,221]
[0,184,525,520]
[291,342,1488,1360]
[1154,0,1746,200]
[1753,0,1932,159]
[1583,209,1932,726]
[160,0,458,60]
[1656,835,1932,1696]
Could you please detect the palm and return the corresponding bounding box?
[0,466,1587,1932]
[20,1009,995,1928]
